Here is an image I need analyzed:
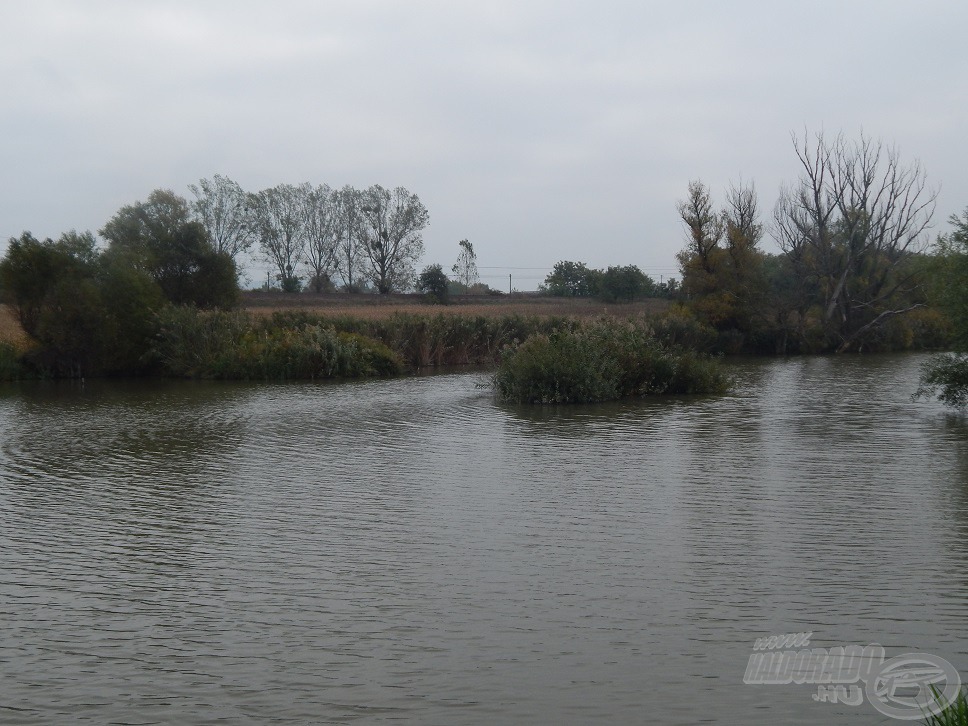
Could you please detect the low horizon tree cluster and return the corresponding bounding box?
[675,130,945,354]
[540,261,675,302]
[189,175,429,294]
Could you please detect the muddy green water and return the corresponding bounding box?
[1,354,966,724]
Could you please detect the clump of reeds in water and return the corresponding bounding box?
[492,317,729,404]
[924,687,968,725]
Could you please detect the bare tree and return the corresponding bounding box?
[452,239,479,290]
[723,181,762,253]
[772,131,936,351]
[332,186,365,291]
[357,185,429,294]
[188,175,255,261]
[253,183,309,292]
[676,180,722,274]
[303,184,340,293]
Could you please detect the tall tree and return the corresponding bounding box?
[676,180,769,344]
[303,184,340,293]
[773,131,935,351]
[253,183,309,292]
[357,185,429,294]
[188,174,256,261]
[332,185,365,291]
[452,239,479,290]
[676,180,722,274]
[100,189,238,307]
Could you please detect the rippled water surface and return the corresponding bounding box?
[1,354,967,724]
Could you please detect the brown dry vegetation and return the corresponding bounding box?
[0,305,29,349]
[242,291,671,321]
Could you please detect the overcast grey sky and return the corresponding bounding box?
[1,1,965,289]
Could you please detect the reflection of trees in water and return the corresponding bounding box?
[938,415,968,547]
[499,396,684,441]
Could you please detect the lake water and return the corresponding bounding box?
[1,354,966,724]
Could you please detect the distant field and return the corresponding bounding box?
[243,291,671,320]
[0,295,672,346]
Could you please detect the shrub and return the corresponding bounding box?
[417,264,450,304]
[493,318,728,404]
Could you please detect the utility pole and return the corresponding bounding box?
[509,273,512,294]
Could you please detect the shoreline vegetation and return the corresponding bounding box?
[0,290,948,404]
[0,294,737,401]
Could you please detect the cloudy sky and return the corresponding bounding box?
[1,1,965,289]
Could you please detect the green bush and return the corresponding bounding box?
[493,318,728,404]
[417,264,450,304]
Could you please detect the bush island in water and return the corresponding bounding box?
[493,318,728,404]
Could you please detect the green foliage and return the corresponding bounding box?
[417,264,450,304]
[494,329,620,403]
[541,261,601,297]
[256,310,570,368]
[647,306,721,353]
[0,231,97,336]
[493,318,728,404]
[543,261,661,304]
[598,265,655,303]
[152,307,402,380]
[932,209,968,350]
[0,231,168,377]
[917,208,968,407]
[923,686,968,725]
[279,273,303,293]
[100,189,239,308]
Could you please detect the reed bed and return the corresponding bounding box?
[492,317,728,404]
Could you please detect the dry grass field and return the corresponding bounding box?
[0,294,673,347]
[243,291,671,321]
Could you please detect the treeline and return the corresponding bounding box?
[674,131,949,354]
[540,261,678,302]
[0,186,434,379]
[190,176,429,294]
